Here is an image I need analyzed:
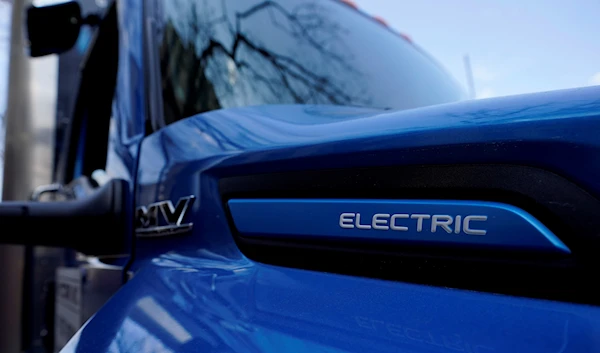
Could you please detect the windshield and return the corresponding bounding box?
[152,0,467,125]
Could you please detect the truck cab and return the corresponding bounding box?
[6,0,600,352]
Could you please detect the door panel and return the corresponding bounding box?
[105,0,146,185]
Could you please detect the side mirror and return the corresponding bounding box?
[26,1,101,57]
[0,178,131,256]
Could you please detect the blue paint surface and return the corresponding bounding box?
[66,51,600,352]
[38,0,594,352]
[75,26,92,54]
[100,0,146,265]
[228,199,571,254]
[103,85,600,353]
[61,253,600,353]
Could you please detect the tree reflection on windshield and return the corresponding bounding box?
[155,0,465,126]
[157,0,370,124]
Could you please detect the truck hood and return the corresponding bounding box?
[68,86,600,353]
[145,85,600,197]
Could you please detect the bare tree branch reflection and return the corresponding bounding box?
[158,0,370,123]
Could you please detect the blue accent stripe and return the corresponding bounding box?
[228,199,571,254]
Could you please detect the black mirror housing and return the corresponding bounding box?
[26,1,82,57]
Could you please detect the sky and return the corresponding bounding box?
[355,0,600,98]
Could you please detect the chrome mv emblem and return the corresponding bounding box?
[135,196,195,237]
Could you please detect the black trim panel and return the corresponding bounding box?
[220,164,600,304]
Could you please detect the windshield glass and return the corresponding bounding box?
[152,0,467,125]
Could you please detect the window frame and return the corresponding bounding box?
[143,0,168,133]
[55,2,119,184]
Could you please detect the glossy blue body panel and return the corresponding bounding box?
[62,253,600,353]
[105,0,145,185]
[62,85,600,353]
[66,58,600,353]
[228,199,571,254]
[102,0,146,264]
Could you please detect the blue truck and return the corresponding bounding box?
[5,0,600,352]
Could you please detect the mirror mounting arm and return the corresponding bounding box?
[0,179,131,256]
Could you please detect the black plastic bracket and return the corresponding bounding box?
[0,178,130,256]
